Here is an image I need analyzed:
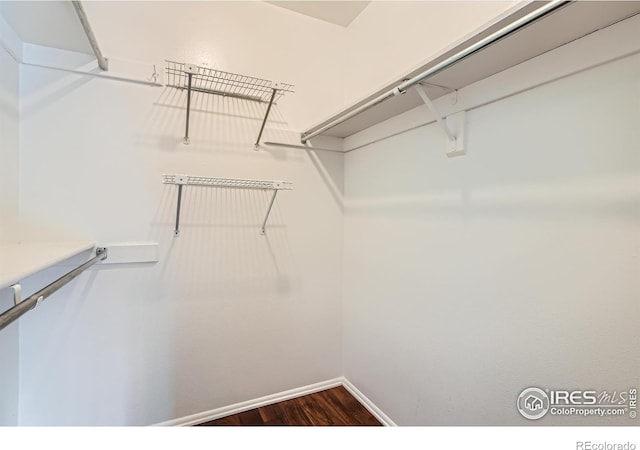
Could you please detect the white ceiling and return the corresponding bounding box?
[266,1,370,27]
[0,1,93,54]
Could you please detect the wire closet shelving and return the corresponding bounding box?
[165,61,295,148]
[163,174,293,236]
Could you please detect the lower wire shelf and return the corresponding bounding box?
[163,174,293,236]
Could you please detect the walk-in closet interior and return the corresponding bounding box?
[0,1,638,426]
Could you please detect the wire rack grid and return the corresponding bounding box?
[165,60,294,103]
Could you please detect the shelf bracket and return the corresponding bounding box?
[10,283,44,310]
[260,190,278,235]
[183,64,197,145]
[415,85,466,157]
[10,284,22,306]
[173,176,187,237]
[254,87,278,150]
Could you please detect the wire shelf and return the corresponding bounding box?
[165,60,294,103]
[164,174,292,236]
[163,174,293,191]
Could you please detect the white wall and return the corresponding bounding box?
[84,0,349,134]
[0,18,20,242]
[0,40,20,426]
[16,1,346,425]
[341,1,517,107]
[343,50,640,425]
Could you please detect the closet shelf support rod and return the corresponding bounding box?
[184,72,193,145]
[71,1,109,71]
[0,248,108,332]
[261,190,278,235]
[255,88,278,150]
[300,0,567,143]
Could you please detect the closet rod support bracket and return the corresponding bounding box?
[415,85,466,157]
[96,247,108,260]
[10,284,22,306]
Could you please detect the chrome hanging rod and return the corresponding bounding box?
[71,1,108,71]
[0,247,108,332]
[300,0,568,143]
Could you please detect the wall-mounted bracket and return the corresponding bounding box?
[11,284,53,310]
[182,64,197,145]
[415,85,466,157]
[254,86,278,150]
[260,190,278,235]
[11,283,44,310]
[10,284,22,306]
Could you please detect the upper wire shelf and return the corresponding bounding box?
[165,61,295,147]
[165,61,294,103]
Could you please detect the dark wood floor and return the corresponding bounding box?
[196,386,382,426]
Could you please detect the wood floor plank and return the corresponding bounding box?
[277,397,314,425]
[199,414,241,426]
[196,387,382,426]
[296,392,347,426]
[258,403,286,425]
[236,408,265,425]
[320,387,381,426]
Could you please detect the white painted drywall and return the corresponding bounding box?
[82,0,349,134]
[343,51,640,425]
[341,1,517,108]
[0,39,20,425]
[16,1,345,426]
[0,20,20,243]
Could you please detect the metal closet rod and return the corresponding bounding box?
[300,0,568,143]
[71,0,108,71]
[0,248,108,332]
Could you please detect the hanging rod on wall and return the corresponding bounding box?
[71,1,108,71]
[163,174,293,236]
[0,247,108,332]
[164,61,294,147]
[300,0,568,143]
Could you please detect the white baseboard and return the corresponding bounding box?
[153,377,395,427]
[153,378,343,426]
[341,377,397,427]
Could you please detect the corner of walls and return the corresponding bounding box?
[0,12,22,427]
[0,12,23,64]
[0,10,21,243]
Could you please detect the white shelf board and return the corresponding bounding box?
[303,1,640,143]
[0,241,95,290]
